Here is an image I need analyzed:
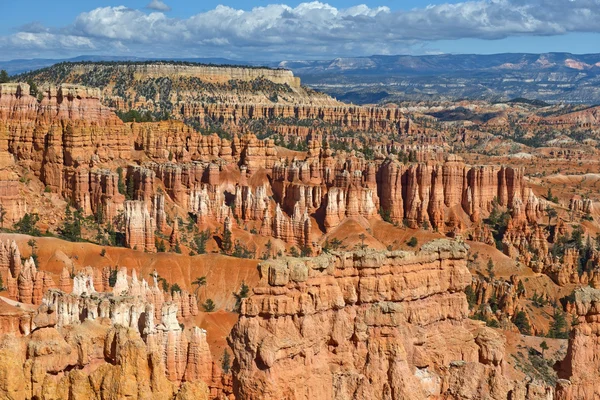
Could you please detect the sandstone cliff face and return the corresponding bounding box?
[124,200,157,252]
[0,239,54,305]
[228,239,550,399]
[556,287,600,399]
[1,83,544,253]
[0,266,227,400]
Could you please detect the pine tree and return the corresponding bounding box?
[221,227,232,254]
[547,308,569,339]
[233,281,249,312]
[487,259,495,279]
[0,70,9,84]
[202,299,215,312]
[221,349,231,373]
[513,311,532,335]
[126,174,135,200]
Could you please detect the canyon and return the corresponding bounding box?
[0,61,600,399]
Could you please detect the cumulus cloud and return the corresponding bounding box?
[146,0,171,12]
[1,0,600,60]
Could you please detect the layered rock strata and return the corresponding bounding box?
[556,287,600,399]
[229,239,551,399]
[0,266,224,400]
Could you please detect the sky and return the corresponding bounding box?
[1,0,599,61]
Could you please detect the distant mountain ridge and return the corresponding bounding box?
[4,52,600,104]
[280,53,600,104]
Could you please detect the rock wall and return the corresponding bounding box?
[228,239,551,399]
[556,287,600,399]
[124,200,157,252]
[0,265,228,400]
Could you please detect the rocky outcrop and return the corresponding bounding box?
[229,239,550,399]
[569,197,594,216]
[556,287,600,399]
[0,239,54,305]
[124,200,156,252]
[0,265,223,400]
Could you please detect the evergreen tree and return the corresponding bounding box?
[487,259,495,280]
[221,227,232,254]
[0,70,9,84]
[513,311,532,335]
[194,229,210,254]
[126,174,135,200]
[547,308,569,339]
[14,213,41,236]
[202,299,215,312]
[221,349,231,373]
[170,283,182,295]
[60,205,83,242]
[192,276,207,299]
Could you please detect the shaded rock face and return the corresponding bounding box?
[556,287,600,399]
[228,239,550,399]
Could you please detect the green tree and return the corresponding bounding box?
[221,349,231,373]
[540,340,549,358]
[464,285,477,309]
[14,213,41,236]
[514,311,532,335]
[0,70,9,84]
[407,237,418,247]
[202,299,215,312]
[358,233,367,250]
[233,281,250,312]
[173,241,182,254]
[221,227,232,254]
[194,229,211,254]
[289,246,300,257]
[547,308,569,339]
[126,174,135,200]
[26,79,38,96]
[156,239,166,252]
[192,276,207,299]
[545,206,558,226]
[379,207,392,223]
[323,238,343,253]
[59,205,83,242]
[261,239,273,260]
[517,280,526,296]
[547,188,558,203]
[487,259,495,280]
[170,283,182,295]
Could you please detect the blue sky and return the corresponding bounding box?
[1,0,599,61]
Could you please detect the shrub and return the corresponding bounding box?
[407,237,418,247]
[202,299,216,312]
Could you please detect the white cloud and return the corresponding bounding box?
[146,0,171,12]
[1,0,600,60]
